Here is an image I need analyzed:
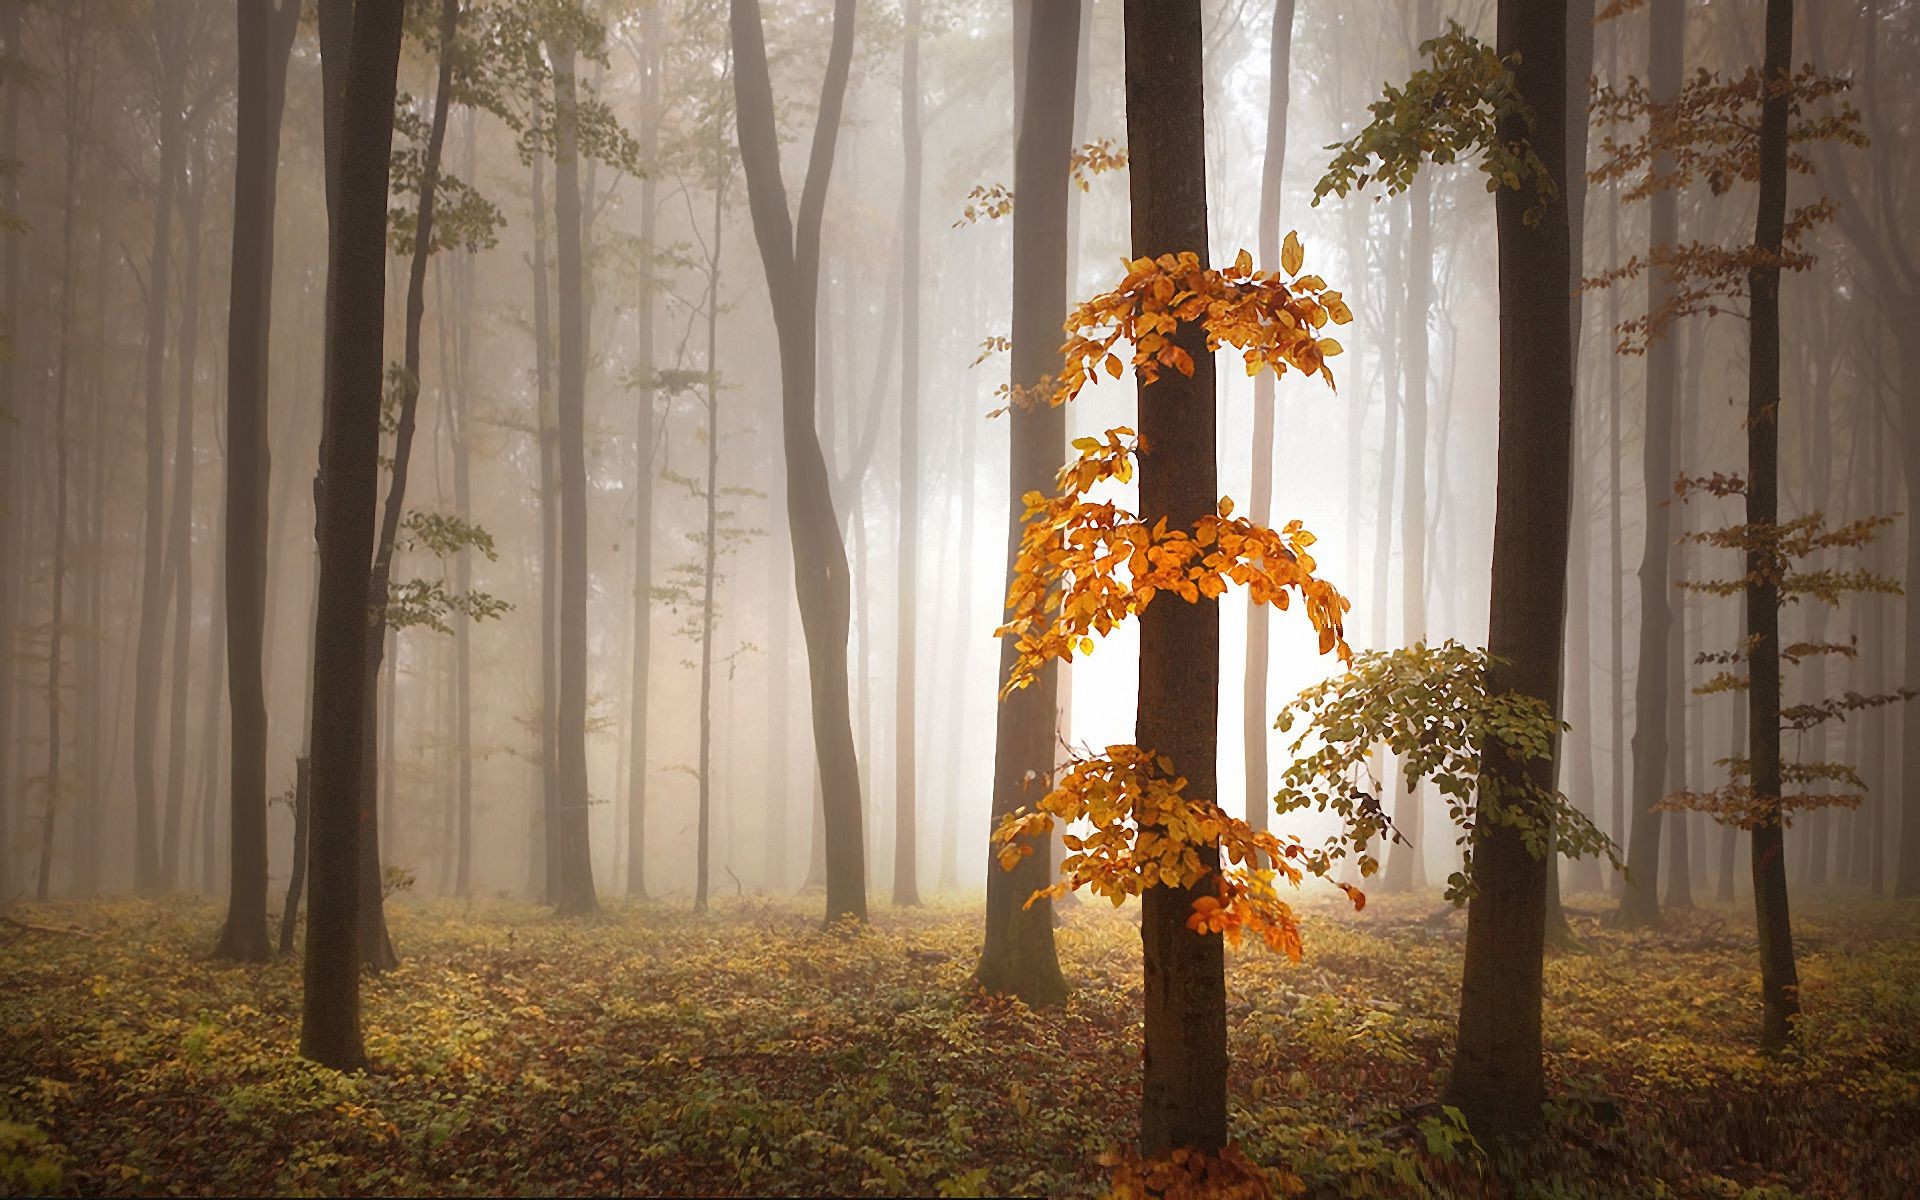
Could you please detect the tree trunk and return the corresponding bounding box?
[0,0,23,902]
[134,12,186,894]
[1605,13,1627,895]
[530,120,558,902]
[627,5,662,900]
[730,0,867,925]
[1744,0,1798,1052]
[279,756,310,956]
[975,0,1077,1005]
[1242,0,1294,854]
[1123,0,1226,1158]
[891,0,924,908]
[549,37,599,916]
[451,114,476,899]
[1444,0,1572,1139]
[301,0,404,1072]
[694,169,725,913]
[1618,0,1684,929]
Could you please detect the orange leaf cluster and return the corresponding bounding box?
[1052,238,1351,407]
[995,432,1350,695]
[1102,1143,1304,1200]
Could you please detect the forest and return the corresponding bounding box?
[0,0,1917,1196]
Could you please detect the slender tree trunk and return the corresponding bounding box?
[890,0,924,908]
[162,141,209,891]
[730,0,867,925]
[134,15,186,893]
[37,25,86,899]
[1605,15,1627,894]
[627,8,662,900]
[0,0,23,902]
[975,0,1076,1005]
[530,125,559,902]
[1243,0,1294,853]
[1745,0,1798,1052]
[301,0,404,1072]
[1445,0,1572,1138]
[1619,0,1684,928]
[548,37,599,916]
[694,171,725,913]
[1392,135,1434,894]
[1124,0,1226,1157]
[279,756,310,954]
[451,115,476,899]
[195,545,227,893]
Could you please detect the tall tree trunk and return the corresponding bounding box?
[1392,132,1434,895]
[694,169,725,913]
[37,21,86,899]
[0,0,22,902]
[1605,11,1627,894]
[549,36,598,916]
[730,0,867,925]
[1444,0,1572,1139]
[301,0,404,1072]
[1619,0,1684,929]
[1744,0,1797,1052]
[627,5,662,900]
[975,0,1076,1005]
[891,0,924,908]
[1242,0,1294,853]
[162,139,210,891]
[134,12,186,893]
[1124,0,1226,1157]
[530,123,559,902]
[451,113,476,899]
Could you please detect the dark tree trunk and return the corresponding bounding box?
[301,0,404,1072]
[1745,0,1798,1052]
[549,37,599,916]
[891,0,924,909]
[1123,0,1226,1158]
[1242,0,1294,855]
[975,0,1076,1005]
[0,0,22,902]
[1619,0,1684,928]
[134,11,186,894]
[1444,0,1573,1139]
[730,0,867,925]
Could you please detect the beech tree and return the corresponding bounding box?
[728,0,867,924]
[213,0,300,963]
[302,0,406,1072]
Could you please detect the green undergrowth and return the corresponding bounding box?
[1,891,1915,1197]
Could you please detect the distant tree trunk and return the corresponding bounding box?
[1389,156,1434,895]
[301,0,404,1072]
[37,20,86,899]
[1619,0,1683,929]
[694,168,726,914]
[1605,12,1627,895]
[162,135,211,890]
[1664,325,1696,911]
[134,12,187,894]
[1124,0,1226,1157]
[0,0,23,902]
[730,0,867,925]
[975,0,1076,1006]
[1242,0,1294,854]
[530,122,558,902]
[548,36,598,916]
[194,547,227,893]
[1444,0,1572,1139]
[891,0,924,909]
[1744,0,1798,1052]
[627,7,662,901]
[451,114,476,899]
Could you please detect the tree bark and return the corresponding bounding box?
[694,165,726,913]
[975,0,1077,1005]
[0,0,23,902]
[1745,0,1798,1052]
[1619,0,1684,929]
[626,6,662,900]
[1444,0,1572,1139]
[301,0,404,1072]
[1123,0,1227,1158]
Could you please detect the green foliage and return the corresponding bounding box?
[400,509,501,562]
[2,896,1916,1196]
[1273,641,1619,902]
[1314,20,1555,224]
[385,578,512,635]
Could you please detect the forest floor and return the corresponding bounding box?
[1,890,1916,1198]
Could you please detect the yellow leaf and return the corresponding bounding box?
[1233,247,1253,275]
[1281,230,1304,276]
[1218,495,1234,518]
[1317,337,1343,357]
